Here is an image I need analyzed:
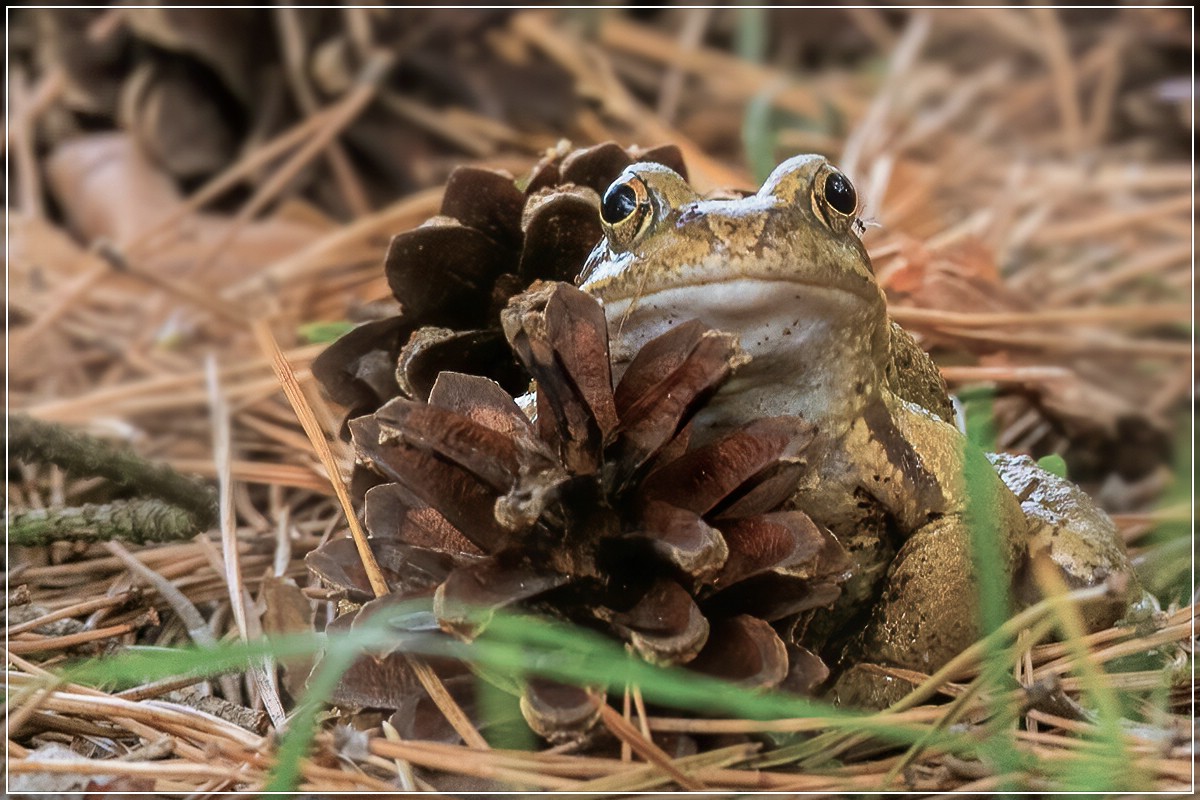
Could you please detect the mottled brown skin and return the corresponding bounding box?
[579,155,1141,697]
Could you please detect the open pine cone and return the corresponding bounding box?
[308,282,849,741]
[312,141,688,428]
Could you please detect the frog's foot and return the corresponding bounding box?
[826,513,1014,707]
[989,453,1141,631]
[855,513,1015,675]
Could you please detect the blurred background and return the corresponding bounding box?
[8,6,1192,621]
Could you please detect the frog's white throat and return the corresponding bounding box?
[599,279,890,440]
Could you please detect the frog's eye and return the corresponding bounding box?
[599,175,652,249]
[601,183,638,224]
[822,171,857,216]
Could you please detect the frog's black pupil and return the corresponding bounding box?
[824,173,857,215]
[602,183,639,224]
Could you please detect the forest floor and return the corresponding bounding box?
[6,7,1193,794]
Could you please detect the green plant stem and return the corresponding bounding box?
[7,414,217,528]
[764,582,1113,770]
[10,500,204,546]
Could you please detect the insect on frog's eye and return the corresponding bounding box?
[599,174,653,251]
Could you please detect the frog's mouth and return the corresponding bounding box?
[591,276,881,367]
[593,277,889,439]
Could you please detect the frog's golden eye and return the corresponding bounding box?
[600,175,652,250]
[822,171,857,216]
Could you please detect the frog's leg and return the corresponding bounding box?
[858,511,1020,673]
[989,452,1142,631]
[824,408,1029,705]
[830,495,1025,708]
[834,452,1142,707]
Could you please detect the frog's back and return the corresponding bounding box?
[885,321,955,424]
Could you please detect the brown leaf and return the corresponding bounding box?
[559,141,634,194]
[364,484,482,555]
[123,8,263,101]
[711,511,832,590]
[705,574,844,622]
[688,615,788,689]
[397,327,524,401]
[543,284,618,437]
[260,575,316,700]
[120,59,237,179]
[427,371,536,439]
[322,609,421,710]
[45,133,182,244]
[502,283,606,475]
[518,187,602,283]
[612,326,745,482]
[305,536,464,602]
[556,140,689,194]
[524,147,565,195]
[780,643,830,696]
[390,672,484,744]
[712,461,810,519]
[34,10,127,115]
[639,416,814,515]
[84,776,156,795]
[312,316,410,412]
[613,320,709,414]
[634,143,689,180]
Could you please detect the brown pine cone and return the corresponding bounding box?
[312,141,688,427]
[308,282,848,741]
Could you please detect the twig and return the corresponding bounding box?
[9,68,43,218]
[92,240,252,326]
[10,501,202,547]
[7,414,216,528]
[124,106,336,259]
[6,591,140,636]
[1033,7,1084,153]
[102,542,216,648]
[594,702,706,790]
[890,303,1190,329]
[274,7,371,216]
[206,356,288,729]
[656,9,712,125]
[189,49,396,277]
[254,319,492,750]
[9,617,153,655]
[251,322,385,597]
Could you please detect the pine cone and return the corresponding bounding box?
[309,282,849,741]
[312,141,688,426]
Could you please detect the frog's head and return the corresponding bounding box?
[579,155,890,429]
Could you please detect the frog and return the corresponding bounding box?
[576,154,1142,700]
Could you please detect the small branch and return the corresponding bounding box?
[10,500,205,547]
[7,414,217,528]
